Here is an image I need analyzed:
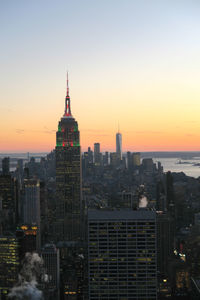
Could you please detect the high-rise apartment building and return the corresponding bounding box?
[55,75,82,242]
[116,132,122,160]
[88,209,157,300]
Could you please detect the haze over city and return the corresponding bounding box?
[1,0,200,152]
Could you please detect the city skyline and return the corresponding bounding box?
[1,1,200,152]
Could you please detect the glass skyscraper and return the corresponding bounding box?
[116,132,122,160]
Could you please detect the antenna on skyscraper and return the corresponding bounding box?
[118,121,120,133]
[66,71,69,97]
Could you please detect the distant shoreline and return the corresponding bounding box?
[1,151,200,159]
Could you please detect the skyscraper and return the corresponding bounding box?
[55,75,82,242]
[0,175,18,233]
[0,236,19,298]
[88,209,157,300]
[22,179,41,250]
[94,143,101,165]
[2,157,10,175]
[41,243,60,299]
[23,179,40,226]
[116,131,122,160]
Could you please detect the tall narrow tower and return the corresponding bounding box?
[55,75,82,241]
[116,126,122,160]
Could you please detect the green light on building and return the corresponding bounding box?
[57,142,62,147]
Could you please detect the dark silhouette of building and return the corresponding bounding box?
[2,157,10,175]
[55,75,82,242]
[88,147,93,164]
[116,132,122,161]
[41,243,60,299]
[0,236,19,298]
[0,175,18,233]
[16,225,39,256]
[94,143,101,165]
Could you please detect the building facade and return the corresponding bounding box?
[88,209,157,300]
[94,143,101,165]
[41,243,60,298]
[23,179,40,226]
[116,132,122,160]
[55,76,82,242]
[0,236,19,298]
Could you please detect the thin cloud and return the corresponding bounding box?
[82,129,109,133]
[16,129,25,134]
[90,134,111,137]
[135,131,162,134]
[124,130,163,134]
[15,128,55,135]
[185,134,194,137]
[43,130,56,134]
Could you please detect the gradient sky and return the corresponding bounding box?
[1,0,200,152]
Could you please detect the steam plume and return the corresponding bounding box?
[9,252,44,300]
[139,195,148,208]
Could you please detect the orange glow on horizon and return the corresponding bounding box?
[1,126,200,153]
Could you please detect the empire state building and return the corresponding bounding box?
[55,75,82,242]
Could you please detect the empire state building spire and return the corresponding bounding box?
[64,72,72,117]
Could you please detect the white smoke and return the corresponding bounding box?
[8,252,44,300]
[139,195,148,208]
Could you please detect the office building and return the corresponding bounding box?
[0,175,15,211]
[94,143,102,165]
[17,159,23,174]
[110,152,119,168]
[0,175,18,232]
[2,157,10,175]
[142,158,155,173]
[121,191,138,209]
[88,209,157,300]
[116,132,122,160]
[16,225,39,256]
[103,151,109,166]
[156,212,173,278]
[133,152,141,167]
[88,147,93,164]
[0,236,19,298]
[23,179,40,226]
[127,151,132,170]
[41,243,60,299]
[55,75,82,242]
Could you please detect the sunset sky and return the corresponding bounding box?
[1,0,200,152]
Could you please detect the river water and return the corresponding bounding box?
[153,157,200,178]
[1,153,200,178]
